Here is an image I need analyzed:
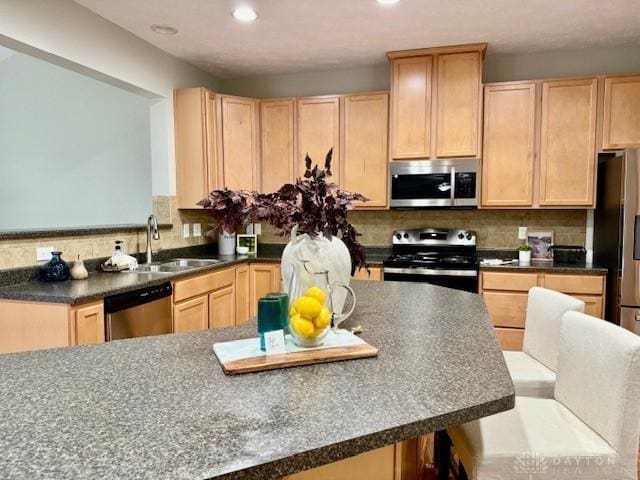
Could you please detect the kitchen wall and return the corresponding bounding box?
[259,209,587,250]
[0,197,214,270]
[219,44,640,98]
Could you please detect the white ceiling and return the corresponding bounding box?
[74,0,640,78]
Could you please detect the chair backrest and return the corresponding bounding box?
[522,287,585,371]
[555,312,640,462]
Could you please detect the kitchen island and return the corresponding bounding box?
[0,280,514,480]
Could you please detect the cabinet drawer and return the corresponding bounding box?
[542,274,604,295]
[353,266,382,281]
[483,291,528,328]
[481,271,538,292]
[173,268,235,302]
[495,327,524,351]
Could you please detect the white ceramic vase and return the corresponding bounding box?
[218,231,237,256]
[281,229,352,315]
[519,250,531,264]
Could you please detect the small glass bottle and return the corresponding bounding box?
[257,297,283,351]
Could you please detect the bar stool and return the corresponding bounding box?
[503,287,584,398]
[446,312,640,480]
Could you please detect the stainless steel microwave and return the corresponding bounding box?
[389,159,479,208]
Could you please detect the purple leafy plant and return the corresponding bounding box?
[199,149,369,272]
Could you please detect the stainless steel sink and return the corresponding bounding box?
[161,258,222,268]
[130,258,222,275]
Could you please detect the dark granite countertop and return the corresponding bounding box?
[0,280,515,480]
[0,245,388,305]
[479,260,608,275]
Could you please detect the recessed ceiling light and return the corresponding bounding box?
[232,6,258,22]
[377,0,400,4]
[150,24,178,35]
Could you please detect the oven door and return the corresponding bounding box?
[383,267,479,293]
[390,159,478,208]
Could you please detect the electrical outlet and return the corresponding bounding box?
[254,223,262,235]
[246,223,254,235]
[193,223,202,237]
[36,246,54,262]
[183,224,190,238]
[518,226,528,240]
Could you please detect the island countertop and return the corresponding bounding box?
[0,281,514,480]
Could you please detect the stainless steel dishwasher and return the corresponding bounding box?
[104,283,173,340]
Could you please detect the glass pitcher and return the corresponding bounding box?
[286,260,356,347]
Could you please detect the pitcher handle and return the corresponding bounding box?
[330,282,356,331]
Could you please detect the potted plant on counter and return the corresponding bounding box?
[518,243,531,265]
[198,189,253,255]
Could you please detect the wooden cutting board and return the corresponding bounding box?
[213,329,378,375]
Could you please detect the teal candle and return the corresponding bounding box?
[266,292,289,329]
[257,297,282,351]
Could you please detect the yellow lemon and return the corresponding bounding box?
[292,296,322,319]
[290,314,315,338]
[304,286,326,305]
[313,306,331,329]
[289,305,298,317]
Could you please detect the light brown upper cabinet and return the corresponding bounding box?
[435,52,482,157]
[296,96,341,184]
[342,93,390,209]
[260,98,296,192]
[219,95,259,191]
[601,75,640,150]
[388,44,486,161]
[174,88,221,208]
[481,82,537,207]
[539,78,597,207]
[390,57,432,159]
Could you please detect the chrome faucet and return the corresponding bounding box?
[146,214,160,264]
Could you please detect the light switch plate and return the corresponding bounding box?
[183,224,190,238]
[246,223,254,235]
[254,223,262,235]
[193,223,202,237]
[36,246,54,262]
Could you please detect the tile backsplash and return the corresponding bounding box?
[259,209,588,249]
[0,196,215,270]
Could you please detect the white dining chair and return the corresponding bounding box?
[446,311,640,480]
[503,286,584,398]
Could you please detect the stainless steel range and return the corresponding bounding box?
[383,228,479,292]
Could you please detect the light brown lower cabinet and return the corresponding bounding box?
[480,270,606,351]
[249,263,283,318]
[209,286,236,329]
[0,299,105,354]
[173,295,209,333]
[352,266,383,281]
[283,439,421,480]
[235,265,251,324]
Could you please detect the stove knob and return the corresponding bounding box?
[395,233,402,240]
[458,233,464,240]
[466,234,473,240]
[403,233,409,239]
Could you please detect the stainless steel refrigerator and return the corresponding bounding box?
[594,149,640,333]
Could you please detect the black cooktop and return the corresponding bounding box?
[384,252,478,270]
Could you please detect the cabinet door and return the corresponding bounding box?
[175,88,217,208]
[481,83,536,207]
[297,96,340,183]
[249,264,277,318]
[74,302,105,345]
[342,93,389,208]
[220,95,258,191]
[260,99,295,192]
[235,265,251,324]
[602,75,640,149]
[209,286,236,329]
[574,295,604,319]
[390,56,432,159]
[483,291,529,329]
[539,79,597,206]
[435,52,481,158]
[495,327,524,351]
[173,295,208,333]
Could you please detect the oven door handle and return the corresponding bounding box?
[450,167,456,204]
[383,267,478,277]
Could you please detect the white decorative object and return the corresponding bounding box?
[236,233,257,255]
[281,227,352,315]
[218,231,237,256]
[518,250,531,264]
[70,255,89,280]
